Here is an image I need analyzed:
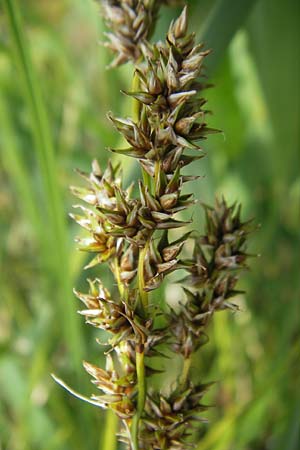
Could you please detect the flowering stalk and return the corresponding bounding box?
[55,3,255,450]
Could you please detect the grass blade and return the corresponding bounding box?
[195,0,258,73]
[3,0,84,371]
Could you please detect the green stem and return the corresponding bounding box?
[101,410,118,450]
[136,348,146,415]
[130,346,146,450]
[138,243,150,310]
[130,416,139,450]
[153,160,161,196]
[131,238,152,448]
[179,355,192,387]
[113,257,125,298]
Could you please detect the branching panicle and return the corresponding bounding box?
[58,3,255,450]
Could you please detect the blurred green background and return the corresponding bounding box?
[0,0,299,449]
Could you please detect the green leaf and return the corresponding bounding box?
[195,0,259,73]
[3,0,83,371]
[247,0,300,179]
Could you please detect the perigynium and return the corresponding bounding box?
[53,3,255,449]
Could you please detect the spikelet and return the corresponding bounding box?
[101,0,182,67]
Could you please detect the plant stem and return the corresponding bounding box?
[130,416,139,450]
[130,345,146,450]
[113,257,125,297]
[154,160,162,196]
[136,347,146,415]
[179,356,192,387]
[101,410,118,450]
[138,242,150,310]
[131,238,152,448]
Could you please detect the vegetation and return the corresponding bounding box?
[0,0,299,449]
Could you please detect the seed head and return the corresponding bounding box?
[61,5,256,450]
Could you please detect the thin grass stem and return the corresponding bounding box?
[101,410,118,450]
[179,356,192,387]
[138,244,149,311]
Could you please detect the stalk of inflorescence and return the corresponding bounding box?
[52,3,255,450]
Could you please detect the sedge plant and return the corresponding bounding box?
[54,2,254,449]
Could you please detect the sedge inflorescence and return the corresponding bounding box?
[61,2,254,449]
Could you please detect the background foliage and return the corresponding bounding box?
[0,0,299,449]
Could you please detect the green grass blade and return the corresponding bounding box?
[3,0,84,371]
[0,94,44,243]
[247,0,300,179]
[195,0,258,73]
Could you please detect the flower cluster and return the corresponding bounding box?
[141,382,212,449]
[59,3,255,450]
[111,6,216,167]
[101,0,182,67]
[172,198,254,360]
